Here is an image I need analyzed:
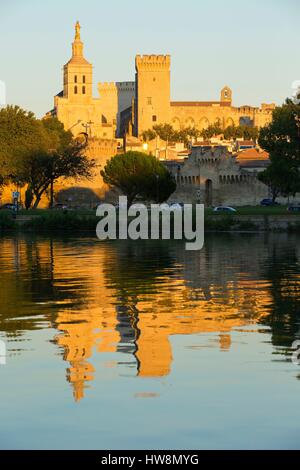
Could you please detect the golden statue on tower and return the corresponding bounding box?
[75,21,81,40]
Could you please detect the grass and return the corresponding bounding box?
[18,208,95,216]
[0,204,298,234]
[0,212,17,230]
[22,211,99,231]
[14,204,300,217]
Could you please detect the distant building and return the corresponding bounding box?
[130,55,275,137]
[165,145,271,206]
[47,23,275,142]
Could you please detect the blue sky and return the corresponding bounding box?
[0,0,299,117]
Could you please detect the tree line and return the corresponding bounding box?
[142,122,259,146]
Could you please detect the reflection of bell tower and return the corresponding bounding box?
[220,85,232,104]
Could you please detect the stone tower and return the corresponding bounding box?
[134,55,171,136]
[63,21,93,101]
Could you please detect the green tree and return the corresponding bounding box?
[141,129,156,142]
[0,106,96,208]
[0,105,48,181]
[258,100,300,201]
[223,124,258,141]
[153,124,175,158]
[175,127,200,146]
[16,138,96,209]
[201,122,223,139]
[100,151,176,204]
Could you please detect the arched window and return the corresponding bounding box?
[82,86,86,94]
[74,75,77,83]
[83,75,86,83]
[74,86,78,94]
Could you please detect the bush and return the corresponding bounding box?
[0,212,16,230]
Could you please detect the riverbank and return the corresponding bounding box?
[0,208,299,233]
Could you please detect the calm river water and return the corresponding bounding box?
[0,233,300,449]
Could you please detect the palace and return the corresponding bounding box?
[48,22,275,140]
[0,22,283,208]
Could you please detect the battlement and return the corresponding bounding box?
[98,82,117,90]
[135,54,171,71]
[98,82,117,95]
[116,81,135,92]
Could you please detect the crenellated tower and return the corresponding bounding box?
[134,55,171,136]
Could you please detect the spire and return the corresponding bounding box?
[67,21,90,65]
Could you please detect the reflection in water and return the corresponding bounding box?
[0,234,300,402]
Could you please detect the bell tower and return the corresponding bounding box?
[220,85,232,104]
[63,21,93,101]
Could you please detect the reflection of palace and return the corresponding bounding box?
[0,236,299,401]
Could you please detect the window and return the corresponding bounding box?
[82,86,86,94]
[147,97,152,105]
[83,75,86,83]
[153,77,156,82]
[74,75,77,83]
[74,86,78,94]
[152,115,157,122]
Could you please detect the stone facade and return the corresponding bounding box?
[133,55,275,136]
[166,145,271,206]
[46,22,135,141]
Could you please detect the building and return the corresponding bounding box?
[46,21,135,140]
[130,55,275,137]
[49,23,275,142]
[166,144,271,206]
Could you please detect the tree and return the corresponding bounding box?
[258,100,300,201]
[174,127,200,146]
[153,124,175,158]
[141,129,156,142]
[0,106,96,208]
[0,105,48,182]
[25,186,34,210]
[15,138,96,208]
[201,122,223,139]
[100,151,176,204]
[223,124,259,141]
[258,157,299,203]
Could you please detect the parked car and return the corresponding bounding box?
[0,203,16,211]
[52,203,69,210]
[213,206,237,213]
[287,205,300,212]
[260,198,280,206]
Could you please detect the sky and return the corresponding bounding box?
[0,0,299,117]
